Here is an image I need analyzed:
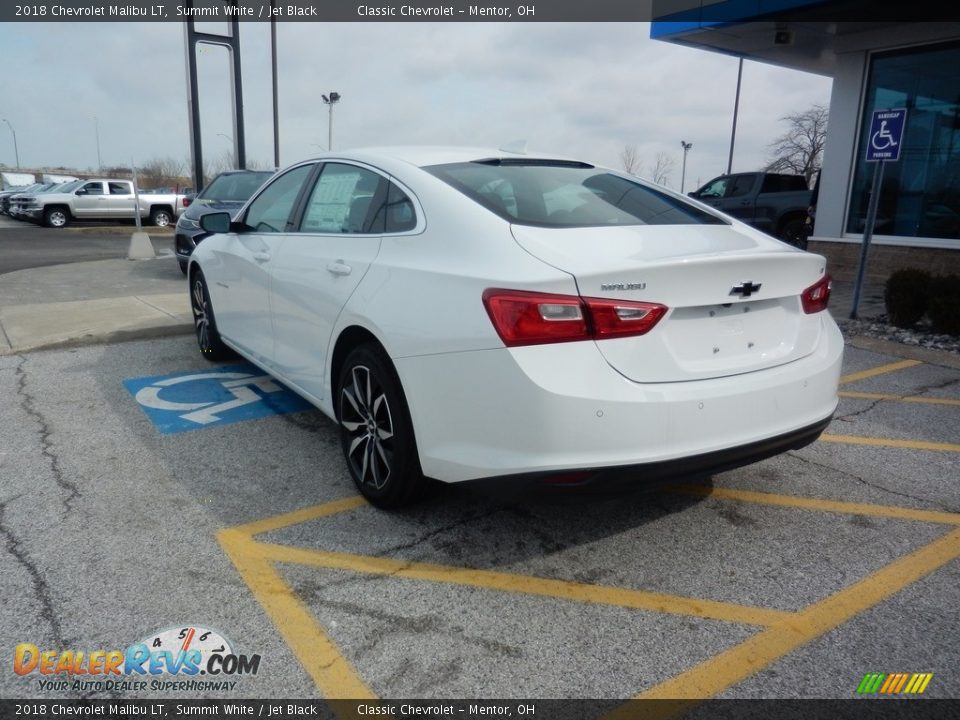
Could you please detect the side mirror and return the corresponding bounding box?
[687,191,698,198]
[200,211,232,233]
[75,188,87,195]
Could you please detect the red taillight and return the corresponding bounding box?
[801,275,832,314]
[482,289,667,347]
[182,197,192,208]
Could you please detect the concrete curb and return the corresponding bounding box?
[0,323,193,356]
[844,334,960,370]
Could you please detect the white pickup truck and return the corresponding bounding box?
[20,179,186,228]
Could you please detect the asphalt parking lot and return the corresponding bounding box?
[0,334,957,709]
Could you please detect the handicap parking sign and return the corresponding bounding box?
[123,364,313,434]
[866,108,907,162]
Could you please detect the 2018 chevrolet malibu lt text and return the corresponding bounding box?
[188,147,843,507]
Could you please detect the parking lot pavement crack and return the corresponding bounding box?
[14,356,81,516]
[837,397,884,421]
[788,451,959,514]
[0,497,67,649]
[377,508,503,559]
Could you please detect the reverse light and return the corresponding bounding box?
[483,289,667,347]
[801,275,832,314]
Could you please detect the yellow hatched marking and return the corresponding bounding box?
[917,673,934,694]
[217,527,375,706]
[670,485,960,526]
[840,359,922,385]
[255,541,788,627]
[840,390,960,407]
[603,529,960,718]
[821,433,960,453]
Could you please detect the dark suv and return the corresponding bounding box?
[174,169,273,274]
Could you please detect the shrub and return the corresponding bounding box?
[884,269,931,328]
[927,274,960,336]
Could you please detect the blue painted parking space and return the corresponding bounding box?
[123,364,313,434]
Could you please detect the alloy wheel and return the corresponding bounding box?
[340,364,394,490]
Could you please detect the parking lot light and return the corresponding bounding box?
[321,91,341,151]
[2,118,20,169]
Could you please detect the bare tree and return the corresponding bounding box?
[138,156,186,190]
[651,152,675,187]
[619,144,643,177]
[765,104,828,185]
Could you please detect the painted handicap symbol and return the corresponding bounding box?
[123,364,312,434]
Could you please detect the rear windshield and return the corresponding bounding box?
[199,172,273,202]
[425,161,727,228]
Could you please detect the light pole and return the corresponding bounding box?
[3,118,20,169]
[727,58,743,175]
[680,141,692,193]
[94,116,102,172]
[322,92,341,151]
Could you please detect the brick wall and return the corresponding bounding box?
[809,241,960,282]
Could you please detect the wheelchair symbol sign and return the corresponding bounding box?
[123,364,312,434]
[866,108,906,162]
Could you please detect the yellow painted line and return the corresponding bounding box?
[840,390,960,407]
[255,541,790,627]
[821,433,960,453]
[669,485,960,526]
[917,673,934,694]
[840,359,922,386]
[603,528,960,717]
[217,528,375,704]
[229,495,367,537]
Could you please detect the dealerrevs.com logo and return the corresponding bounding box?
[14,625,261,693]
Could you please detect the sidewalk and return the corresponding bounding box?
[0,254,904,357]
[0,255,190,355]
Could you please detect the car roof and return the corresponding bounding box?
[308,146,585,169]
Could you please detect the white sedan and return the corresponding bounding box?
[188,147,843,507]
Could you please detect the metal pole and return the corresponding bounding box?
[680,141,692,193]
[2,119,19,169]
[727,58,743,175]
[850,161,885,319]
[229,17,246,170]
[94,117,102,172]
[131,159,142,232]
[183,18,204,192]
[328,102,333,152]
[271,1,280,169]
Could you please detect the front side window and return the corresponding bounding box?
[300,163,384,234]
[427,161,727,228]
[80,182,103,196]
[698,177,728,198]
[847,41,960,240]
[244,165,313,233]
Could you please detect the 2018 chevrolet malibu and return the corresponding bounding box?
[188,147,843,507]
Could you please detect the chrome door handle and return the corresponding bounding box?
[253,251,271,263]
[327,261,352,276]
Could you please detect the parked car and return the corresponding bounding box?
[188,147,842,507]
[19,179,185,228]
[8,182,78,219]
[174,169,273,274]
[688,172,812,249]
[1,182,46,215]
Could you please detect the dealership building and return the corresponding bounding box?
[652,1,960,280]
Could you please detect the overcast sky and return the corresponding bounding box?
[0,21,831,190]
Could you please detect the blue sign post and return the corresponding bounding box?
[851,108,907,319]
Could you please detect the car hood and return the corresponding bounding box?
[182,199,246,221]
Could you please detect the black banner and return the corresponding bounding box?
[1,699,958,720]
[2,0,960,23]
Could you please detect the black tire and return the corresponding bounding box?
[150,207,173,227]
[189,270,233,361]
[337,344,424,508]
[779,218,808,250]
[178,259,188,276]
[43,207,70,228]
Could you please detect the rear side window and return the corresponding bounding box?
[300,163,384,234]
[368,182,417,234]
[761,174,808,193]
[426,161,726,228]
[109,182,130,195]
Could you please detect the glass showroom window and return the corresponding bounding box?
[847,41,960,241]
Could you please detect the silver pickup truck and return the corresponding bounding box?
[19,179,186,228]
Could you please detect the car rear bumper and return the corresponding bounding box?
[393,314,843,483]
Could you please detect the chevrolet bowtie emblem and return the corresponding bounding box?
[730,281,762,298]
